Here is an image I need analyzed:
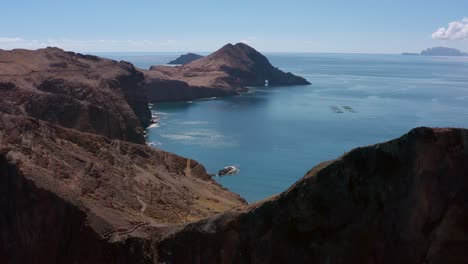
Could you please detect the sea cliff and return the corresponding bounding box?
[0,47,151,144]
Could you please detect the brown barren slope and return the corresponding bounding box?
[0,113,246,263]
[0,47,151,144]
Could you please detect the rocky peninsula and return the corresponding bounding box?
[142,43,311,102]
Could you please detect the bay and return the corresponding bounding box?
[107,53,468,202]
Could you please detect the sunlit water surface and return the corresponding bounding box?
[102,52,468,202]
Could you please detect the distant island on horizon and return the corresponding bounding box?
[402,47,467,57]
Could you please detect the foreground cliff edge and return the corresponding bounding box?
[0,114,246,263]
[157,127,468,263]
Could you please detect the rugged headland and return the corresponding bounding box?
[142,43,310,102]
[0,47,151,144]
[1,48,467,263]
[167,53,204,65]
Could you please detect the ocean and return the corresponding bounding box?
[102,52,468,202]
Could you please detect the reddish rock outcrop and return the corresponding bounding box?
[142,43,310,102]
[0,47,151,144]
[157,127,468,264]
[0,113,246,264]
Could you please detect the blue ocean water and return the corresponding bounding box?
[104,53,468,202]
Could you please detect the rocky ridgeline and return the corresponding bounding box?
[157,127,468,264]
[0,47,151,144]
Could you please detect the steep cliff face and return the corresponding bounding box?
[142,43,310,102]
[0,47,151,144]
[0,114,246,264]
[158,127,468,264]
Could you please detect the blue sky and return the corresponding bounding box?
[1,0,467,53]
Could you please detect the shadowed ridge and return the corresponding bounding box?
[157,127,468,264]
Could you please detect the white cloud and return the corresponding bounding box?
[432,18,468,40]
[0,37,24,43]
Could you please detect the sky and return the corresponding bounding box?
[1,0,467,53]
